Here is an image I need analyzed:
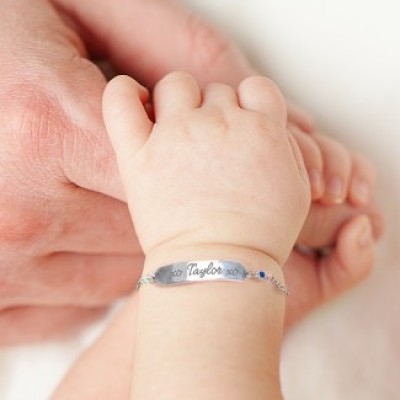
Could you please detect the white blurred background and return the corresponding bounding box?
[1,1,399,398]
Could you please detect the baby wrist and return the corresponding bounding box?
[137,212,294,268]
[134,243,286,400]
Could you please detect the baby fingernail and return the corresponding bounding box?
[358,217,373,248]
[354,179,370,205]
[308,168,323,195]
[327,175,344,203]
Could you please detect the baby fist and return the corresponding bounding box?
[103,72,310,265]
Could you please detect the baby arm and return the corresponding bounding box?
[102,73,310,399]
[52,79,381,399]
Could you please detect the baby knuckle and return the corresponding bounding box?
[241,76,274,90]
[241,76,285,105]
[195,109,230,136]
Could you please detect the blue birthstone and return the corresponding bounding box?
[258,271,266,279]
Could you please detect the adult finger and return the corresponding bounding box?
[287,100,315,133]
[52,0,255,88]
[312,133,352,205]
[0,306,106,346]
[290,124,324,199]
[53,0,318,129]
[44,188,138,255]
[0,253,142,309]
[0,0,128,201]
[348,152,377,207]
[287,132,310,187]
[298,201,384,248]
[318,215,374,297]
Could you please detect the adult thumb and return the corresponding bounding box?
[52,0,254,88]
[298,201,384,248]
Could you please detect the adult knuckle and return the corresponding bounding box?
[186,14,232,72]
[0,84,56,247]
[0,82,65,166]
[0,201,50,247]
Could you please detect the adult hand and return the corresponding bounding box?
[284,205,381,330]
[0,0,258,345]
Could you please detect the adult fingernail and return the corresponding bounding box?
[327,175,344,203]
[358,217,373,248]
[308,168,323,195]
[353,179,370,205]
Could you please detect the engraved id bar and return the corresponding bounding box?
[155,260,247,285]
[137,260,288,295]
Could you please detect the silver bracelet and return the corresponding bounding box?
[137,260,288,295]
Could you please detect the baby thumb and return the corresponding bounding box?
[102,75,153,179]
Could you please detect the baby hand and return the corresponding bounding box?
[103,72,310,265]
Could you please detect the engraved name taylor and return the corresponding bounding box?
[170,262,240,279]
